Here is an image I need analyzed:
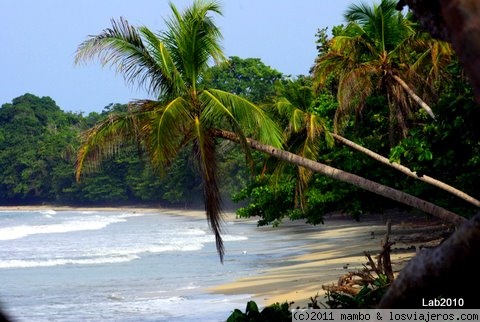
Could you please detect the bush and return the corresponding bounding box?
[226,300,292,322]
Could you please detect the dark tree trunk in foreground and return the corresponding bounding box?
[380,1,480,308]
[213,129,466,227]
[379,212,480,308]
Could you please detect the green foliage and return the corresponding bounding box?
[227,300,292,322]
[74,2,286,261]
[389,130,433,166]
[0,4,478,225]
[0,94,82,203]
[233,175,300,226]
[313,0,454,144]
[386,60,480,216]
[202,56,284,104]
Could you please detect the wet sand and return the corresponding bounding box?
[210,211,450,308]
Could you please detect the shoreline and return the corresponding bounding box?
[209,214,398,308]
[0,204,242,221]
[209,210,449,308]
[1,205,446,309]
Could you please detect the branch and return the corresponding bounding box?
[332,133,480,207]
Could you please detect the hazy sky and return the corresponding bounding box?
[1,0,354,114]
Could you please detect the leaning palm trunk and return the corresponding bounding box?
[331,133,480,207]
[213,129,466,227]
[392,75,436,119]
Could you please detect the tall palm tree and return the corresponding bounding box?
[74,0,283,262]
[313,0,454,144]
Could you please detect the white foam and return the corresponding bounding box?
[178,228,206,236]
[0,254,139,269]
[0,217,126,241]
[176,283,199,291]
[96,242,205,258]
[40,209,57,215]
[84,232,247,260]
[107,293,125,301]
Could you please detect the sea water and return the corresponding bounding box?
[0,209,306,322]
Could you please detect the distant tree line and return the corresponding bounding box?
[1,49,478,221]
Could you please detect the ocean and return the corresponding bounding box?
[0,209,306,322]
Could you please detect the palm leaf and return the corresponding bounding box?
[163,1,226,88]
[137,97,193,173]
[201,89,283,148]
[139,27,185,98]
[75,112,144,181]
[75,18,170,96]
[335,63,376,132]
[192,118,224,262]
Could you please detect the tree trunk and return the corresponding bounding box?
[392,74,436,119]
[440,0,480,103]
[378,212,480,308]
[213,129,466,227]
[331,133,480,207]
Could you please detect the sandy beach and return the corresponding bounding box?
[209,210,451,308]
[1,205,450,310]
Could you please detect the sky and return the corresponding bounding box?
[1,0,354,114]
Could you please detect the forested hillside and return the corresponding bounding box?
[0,94,203,206]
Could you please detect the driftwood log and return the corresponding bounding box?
[323,221,395,299]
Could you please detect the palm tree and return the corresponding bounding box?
[74,0,283,262]
[74,0,464,264]
[399,0,480,104]
[313,0,454,144]
[272,78,480,210]
[269,78,333,210]
[331,133,480,207]
[379,0,480,307]
[213,128,466,227]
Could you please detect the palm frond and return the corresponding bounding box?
[201,89,284,148]
[192,119,224,262]
[139,27,185,98]
[271,97,304,133]
[409,37,454,84]
[313,34,376,92]
[345,0,413,53]
[163,0,226,88]
[141,97,193,173]
[75,18,170,96]
[75,112,143,181]
[335,64,376,132]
